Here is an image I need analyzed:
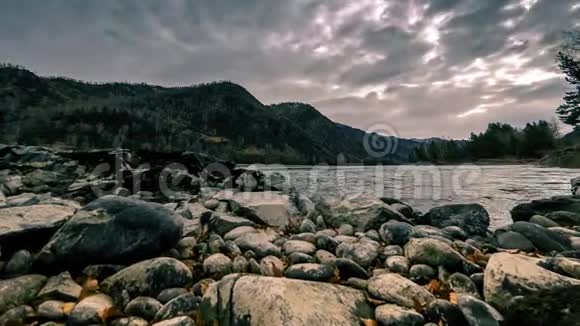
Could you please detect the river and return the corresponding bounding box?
[257,164,579,229]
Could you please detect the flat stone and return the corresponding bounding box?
[368,273,436,309]
[37,271,82,301]
[285,263,336,282]
[68,294,114,326]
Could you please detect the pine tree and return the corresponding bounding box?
[556,31,580,127]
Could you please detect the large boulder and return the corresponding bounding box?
[101,258,192,304]
[200,274,373,325]
[484,253,580,312]
[326,194,410,232]
[421,204,490,237]
[35,196,183,270]
[0,204,75,252]
[0,274,47,313]
[225,191,300,226]
[368,273,436,309]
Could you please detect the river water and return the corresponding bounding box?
[258,164,579,229]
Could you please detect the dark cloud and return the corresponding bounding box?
[0,0,575,138]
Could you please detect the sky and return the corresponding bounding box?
[1,0,579,139]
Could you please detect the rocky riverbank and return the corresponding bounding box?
[1,145,579,325]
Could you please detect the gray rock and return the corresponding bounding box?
[326,195,410,231]
[409,225,450,241]
[368,273,436,309]
[365,230,381,242]
[200,274,373,325]
[289,233,316,244]
[422,204,490,237]
[539,256,580,279]
[68,294,114,326]
[448,272,480,298]
[157,288,188,304]
[511,222,569,252]
[234,231,281,258]
[176,237,196,260]
[203,253,232,279]
[338,224,354,236]
[37,300,65,320]
[456,293,503,326]
[37,271,82,301]
[299,219,317,233]
[314,233,338,252]
[379,221,413,245]
[111,317,149,326]
[232,256,249,273]
[248,258,262,274]
[0,305,35,325]
[315,250,337,264]
[345,277,368,290]
[409,264,436,284]
[203,199,220,210]
[223,226,257,241]
[259,256,285,277]
[283,240,316,255]
[383,245,404,258]
[405,238,477,273]
[334,258,368,279]
[0,205,75,251]
[285,263,336,282]
[209,214,256,236]
[125,297,163,321]
[484,253,580,310]
[425,299,467,325]
[385,256,410,275]
[547,211,580,227]
[495,230,535,252]
[315,215,327,229]
[287,252,315,265]
[151,316,196,326]
[36,196,183,270]
[153,293,200,323]
[207,234,226,254]
[228,191,299,226]
[442,226,467,240]
[336,238,380,268]
[530,215,560,228]
[375,304,424,326]
[0,274,46,313]
[4,250,32,277]
[101,258,192,304]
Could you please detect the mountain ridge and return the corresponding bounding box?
[0,63,423,164]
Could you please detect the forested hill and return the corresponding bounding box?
[0,64,422,164]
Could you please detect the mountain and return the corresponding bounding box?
[0,63,423,164]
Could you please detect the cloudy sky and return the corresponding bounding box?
[1,0,579,138]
